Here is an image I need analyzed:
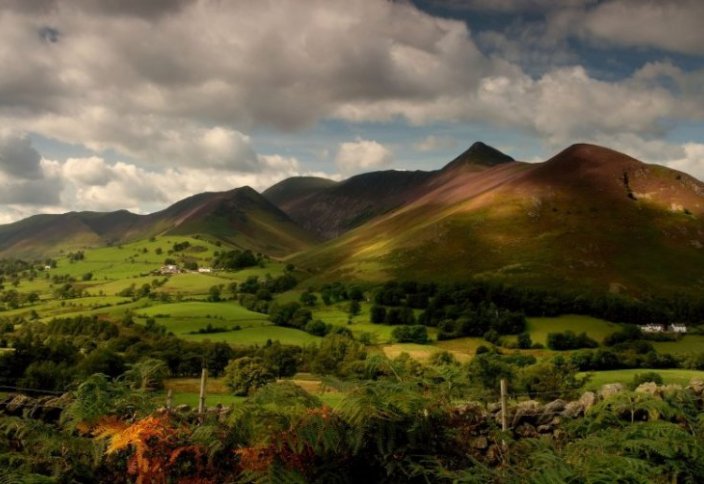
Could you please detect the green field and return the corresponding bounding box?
[653,335,704,355]
[583,369,704,390]
[181,325,320,346]
[526,315,621,345]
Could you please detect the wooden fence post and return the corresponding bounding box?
[500,378,508,432]
[198,368,208,416]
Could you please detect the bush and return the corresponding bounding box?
[370,305,386,323]
[630,371,664,389]
[547,331,598,350]
[392,325,429,344]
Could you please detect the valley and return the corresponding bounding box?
[1,143,704,482]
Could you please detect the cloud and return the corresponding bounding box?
[0,132,44,179]
[0,0,491,164]
[431,0,595,12]
[0,0,700,189]
[335,138,393,176]
[581,0,704,55]
[414,135,457,152]
[55,153,313,213]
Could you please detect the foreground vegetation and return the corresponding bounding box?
[1,238,704,481]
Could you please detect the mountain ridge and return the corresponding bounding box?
[1,141,703,296]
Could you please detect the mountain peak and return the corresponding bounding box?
[544,143,644,173]
[442,141,514,171]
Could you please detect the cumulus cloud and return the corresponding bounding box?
[0,1,487,150]
[335,138,393,176]
[0,0,700,165]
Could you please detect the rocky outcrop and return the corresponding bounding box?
[0,393,73,422]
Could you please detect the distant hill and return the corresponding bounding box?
[263,141,514,239]
[0,187,317,258]
[292,143,704,296]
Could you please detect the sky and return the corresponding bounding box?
[0,0,702,222]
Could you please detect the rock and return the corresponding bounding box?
[514,423,538,438]
[511,400,542,427]
[579,391,597,410]
[487,402,501,414]
[599,383,625,399]
[687,378,704,395]
[539,399,566,425]
[5,394,33,415]
[486,444,502,464]
[661,384,683,396]
[635,382,659,395]
[561,401,584,418]
[471,436,489,450]
[41,405,63,423]
[44,393,73,410]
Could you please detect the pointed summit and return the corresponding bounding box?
[442,141,514,171]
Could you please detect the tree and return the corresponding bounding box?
[392,325,429,344]
[299,290,318,307]
[349,300,361,316]
[517,332,532,349]
[78,348,126,378]
[207,285,222,302]
[224,357,275,396]
[370,305,386,323]
[517,355,584,400]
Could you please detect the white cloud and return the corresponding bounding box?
[665,143,704,179]
[334,138,393,176]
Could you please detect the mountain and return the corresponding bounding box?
[0,187,317,258]
[293,143,704,295]
[263,141,514,239]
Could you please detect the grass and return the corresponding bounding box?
[382,343,441,362]
[434,337,488,360]
[583,369,704,391]
[137,301,268,322]
[653,335,704,356]
[181,325,320,346]
[526,315,621,346]
[163,378,245,407]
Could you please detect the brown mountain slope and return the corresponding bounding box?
[294,143,704,295]
[263,141,515,239]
